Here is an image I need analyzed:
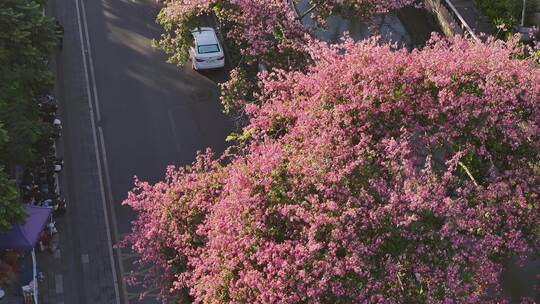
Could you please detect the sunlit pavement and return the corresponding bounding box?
[49,0,231,302]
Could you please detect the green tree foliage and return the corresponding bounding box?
[0,0,57,232]
[0,169,25,233]
[475,0,539,28]
[0,126,25,233]
[0,0,57,166]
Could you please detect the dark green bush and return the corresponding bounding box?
[475,0,538,28]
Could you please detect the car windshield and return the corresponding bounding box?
[198,44,220,54]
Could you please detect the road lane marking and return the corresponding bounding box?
[81,254,90,264]
[168,110,182,154]
[97,127,119,240]
[79,0,102,122]
[55,274,64,294]
[74,0,123,303]
[98,126,129,300]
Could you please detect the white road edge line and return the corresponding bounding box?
[73,0,122,303]
[79,0,103,122]
[55,274,64,294]
[98,126,129,300]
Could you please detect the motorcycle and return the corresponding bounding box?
[39,197,67,216]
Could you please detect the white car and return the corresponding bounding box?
[190,27,225,70]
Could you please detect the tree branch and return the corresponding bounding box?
[297,1,323,21]
[288,0,300,18]
[458,161,479,187]
[289,0,324,21]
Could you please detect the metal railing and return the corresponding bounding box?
[440,0,481,42]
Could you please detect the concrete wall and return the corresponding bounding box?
[296,0,413,48]
[424,0,463,38]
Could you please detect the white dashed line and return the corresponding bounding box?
[73,0,122,302]
[55,274,64,294]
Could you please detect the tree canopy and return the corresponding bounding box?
[155,0,415,117]
[123,37,540,303]
[157,0,414,63]
[0,0,57,165]
[0,126,25,233]
[0,0,57,232]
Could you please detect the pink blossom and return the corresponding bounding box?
[123,37,540,302]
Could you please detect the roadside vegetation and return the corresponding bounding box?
[155,0,415,121]
[475,0,538,30]
[123,0,540,300]
[0,0,58,232]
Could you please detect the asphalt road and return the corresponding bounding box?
[51,0,231,303]
[47,0,538,303]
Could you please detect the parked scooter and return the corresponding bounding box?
[38,197,67,216]
[53,198,67,216]
[38,102,58,113]
[52,118,62,138]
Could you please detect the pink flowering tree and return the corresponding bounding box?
[155,0,414,117]
[123,37,540,303]
[157,0,413,62]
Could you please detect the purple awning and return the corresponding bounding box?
[0,206,51,250]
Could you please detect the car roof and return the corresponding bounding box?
[191,28,219,46]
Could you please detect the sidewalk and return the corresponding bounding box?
[13,0,123,303]
[2,228,67,304]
